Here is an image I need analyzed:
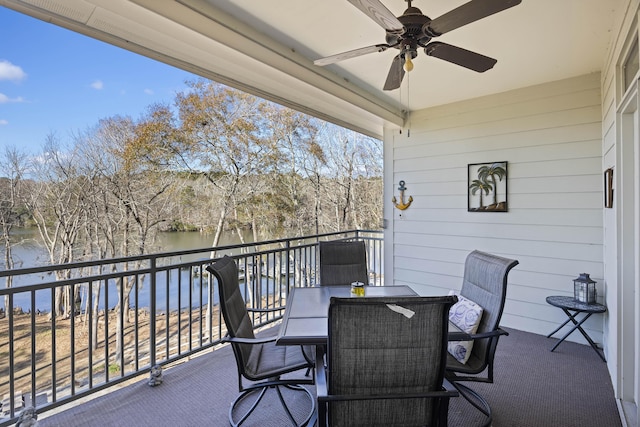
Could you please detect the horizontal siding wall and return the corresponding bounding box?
[390,73,604,344]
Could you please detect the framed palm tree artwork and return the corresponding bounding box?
[468,161,508,212]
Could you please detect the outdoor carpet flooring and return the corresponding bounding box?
[37,327,621,426]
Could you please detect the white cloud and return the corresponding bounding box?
[144,88,154,95]
[0,60,26,82]
[91,80,104,90]
[0,119,8,126]
[0,93,25,103]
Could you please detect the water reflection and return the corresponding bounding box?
[1,229,255,312]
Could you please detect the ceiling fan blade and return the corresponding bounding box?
[314,44,390,66]
[426,0,521,36]
[348,0,404,33]
[383,54,405,91]
[425,42,497,72]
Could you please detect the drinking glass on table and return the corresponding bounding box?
[351,281,365,297]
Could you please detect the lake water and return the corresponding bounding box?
[1,229,257,312]
[3,228,250,270]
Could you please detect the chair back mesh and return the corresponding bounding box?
[327,295,456,427]
[460,250,519,363]
[207,256,255,367]
[319,240,368,286]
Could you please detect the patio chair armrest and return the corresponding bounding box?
[316,360,458,403]
[468,327,509,341]
[318,389,458,403]
[315,370,457,427]
[247,306,287,313]
[222,335,276,345]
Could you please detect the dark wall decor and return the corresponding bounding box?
[468,161,508,212]
[604,167,614,208]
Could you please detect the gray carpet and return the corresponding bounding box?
[37,327,621,426]
[448,327,621,427]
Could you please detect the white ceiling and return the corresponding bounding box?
[0,0,623,138]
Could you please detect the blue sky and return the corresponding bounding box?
[0,7,196,153]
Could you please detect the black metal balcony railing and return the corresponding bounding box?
[0,230,382,426]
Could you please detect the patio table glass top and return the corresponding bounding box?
[276,285,467,346]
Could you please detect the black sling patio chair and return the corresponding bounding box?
[318,240,369,286]
[207,255,315,426]
[445,250,519,427]
[315,295,459,427]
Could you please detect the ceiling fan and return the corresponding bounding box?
[314,0,522,91]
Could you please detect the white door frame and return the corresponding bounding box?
[617,82,639,424]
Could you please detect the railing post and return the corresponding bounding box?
[149,257,156,368]
[8,293,15,418]
[286,240,291,290]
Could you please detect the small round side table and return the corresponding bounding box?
[545,295,606,362]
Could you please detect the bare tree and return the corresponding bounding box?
[265,107,320,237]
[174,80,278,249]
[79,113,178,360]
[0,146,29,314]
[25,135,90,318]
[316,126,382,232]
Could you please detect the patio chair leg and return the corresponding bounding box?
[230,386,269,427]
[276,384,315,426]
[451,381,492,427]
[229,383,315,427]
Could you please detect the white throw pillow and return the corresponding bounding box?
[447,290,484,364]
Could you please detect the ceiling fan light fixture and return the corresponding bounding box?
[402,48,417,72]
[403,55,414,72]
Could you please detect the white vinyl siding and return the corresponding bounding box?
[386,73,604,344]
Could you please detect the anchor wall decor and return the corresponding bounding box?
[392,180,413,210]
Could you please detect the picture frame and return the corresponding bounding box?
[604,167,614,208]
[468,161,508,212]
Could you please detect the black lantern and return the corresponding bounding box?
[573,273,596,304]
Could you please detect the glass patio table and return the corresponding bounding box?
[276,285,469,347]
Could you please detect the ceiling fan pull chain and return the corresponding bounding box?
[408,70,411,137]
